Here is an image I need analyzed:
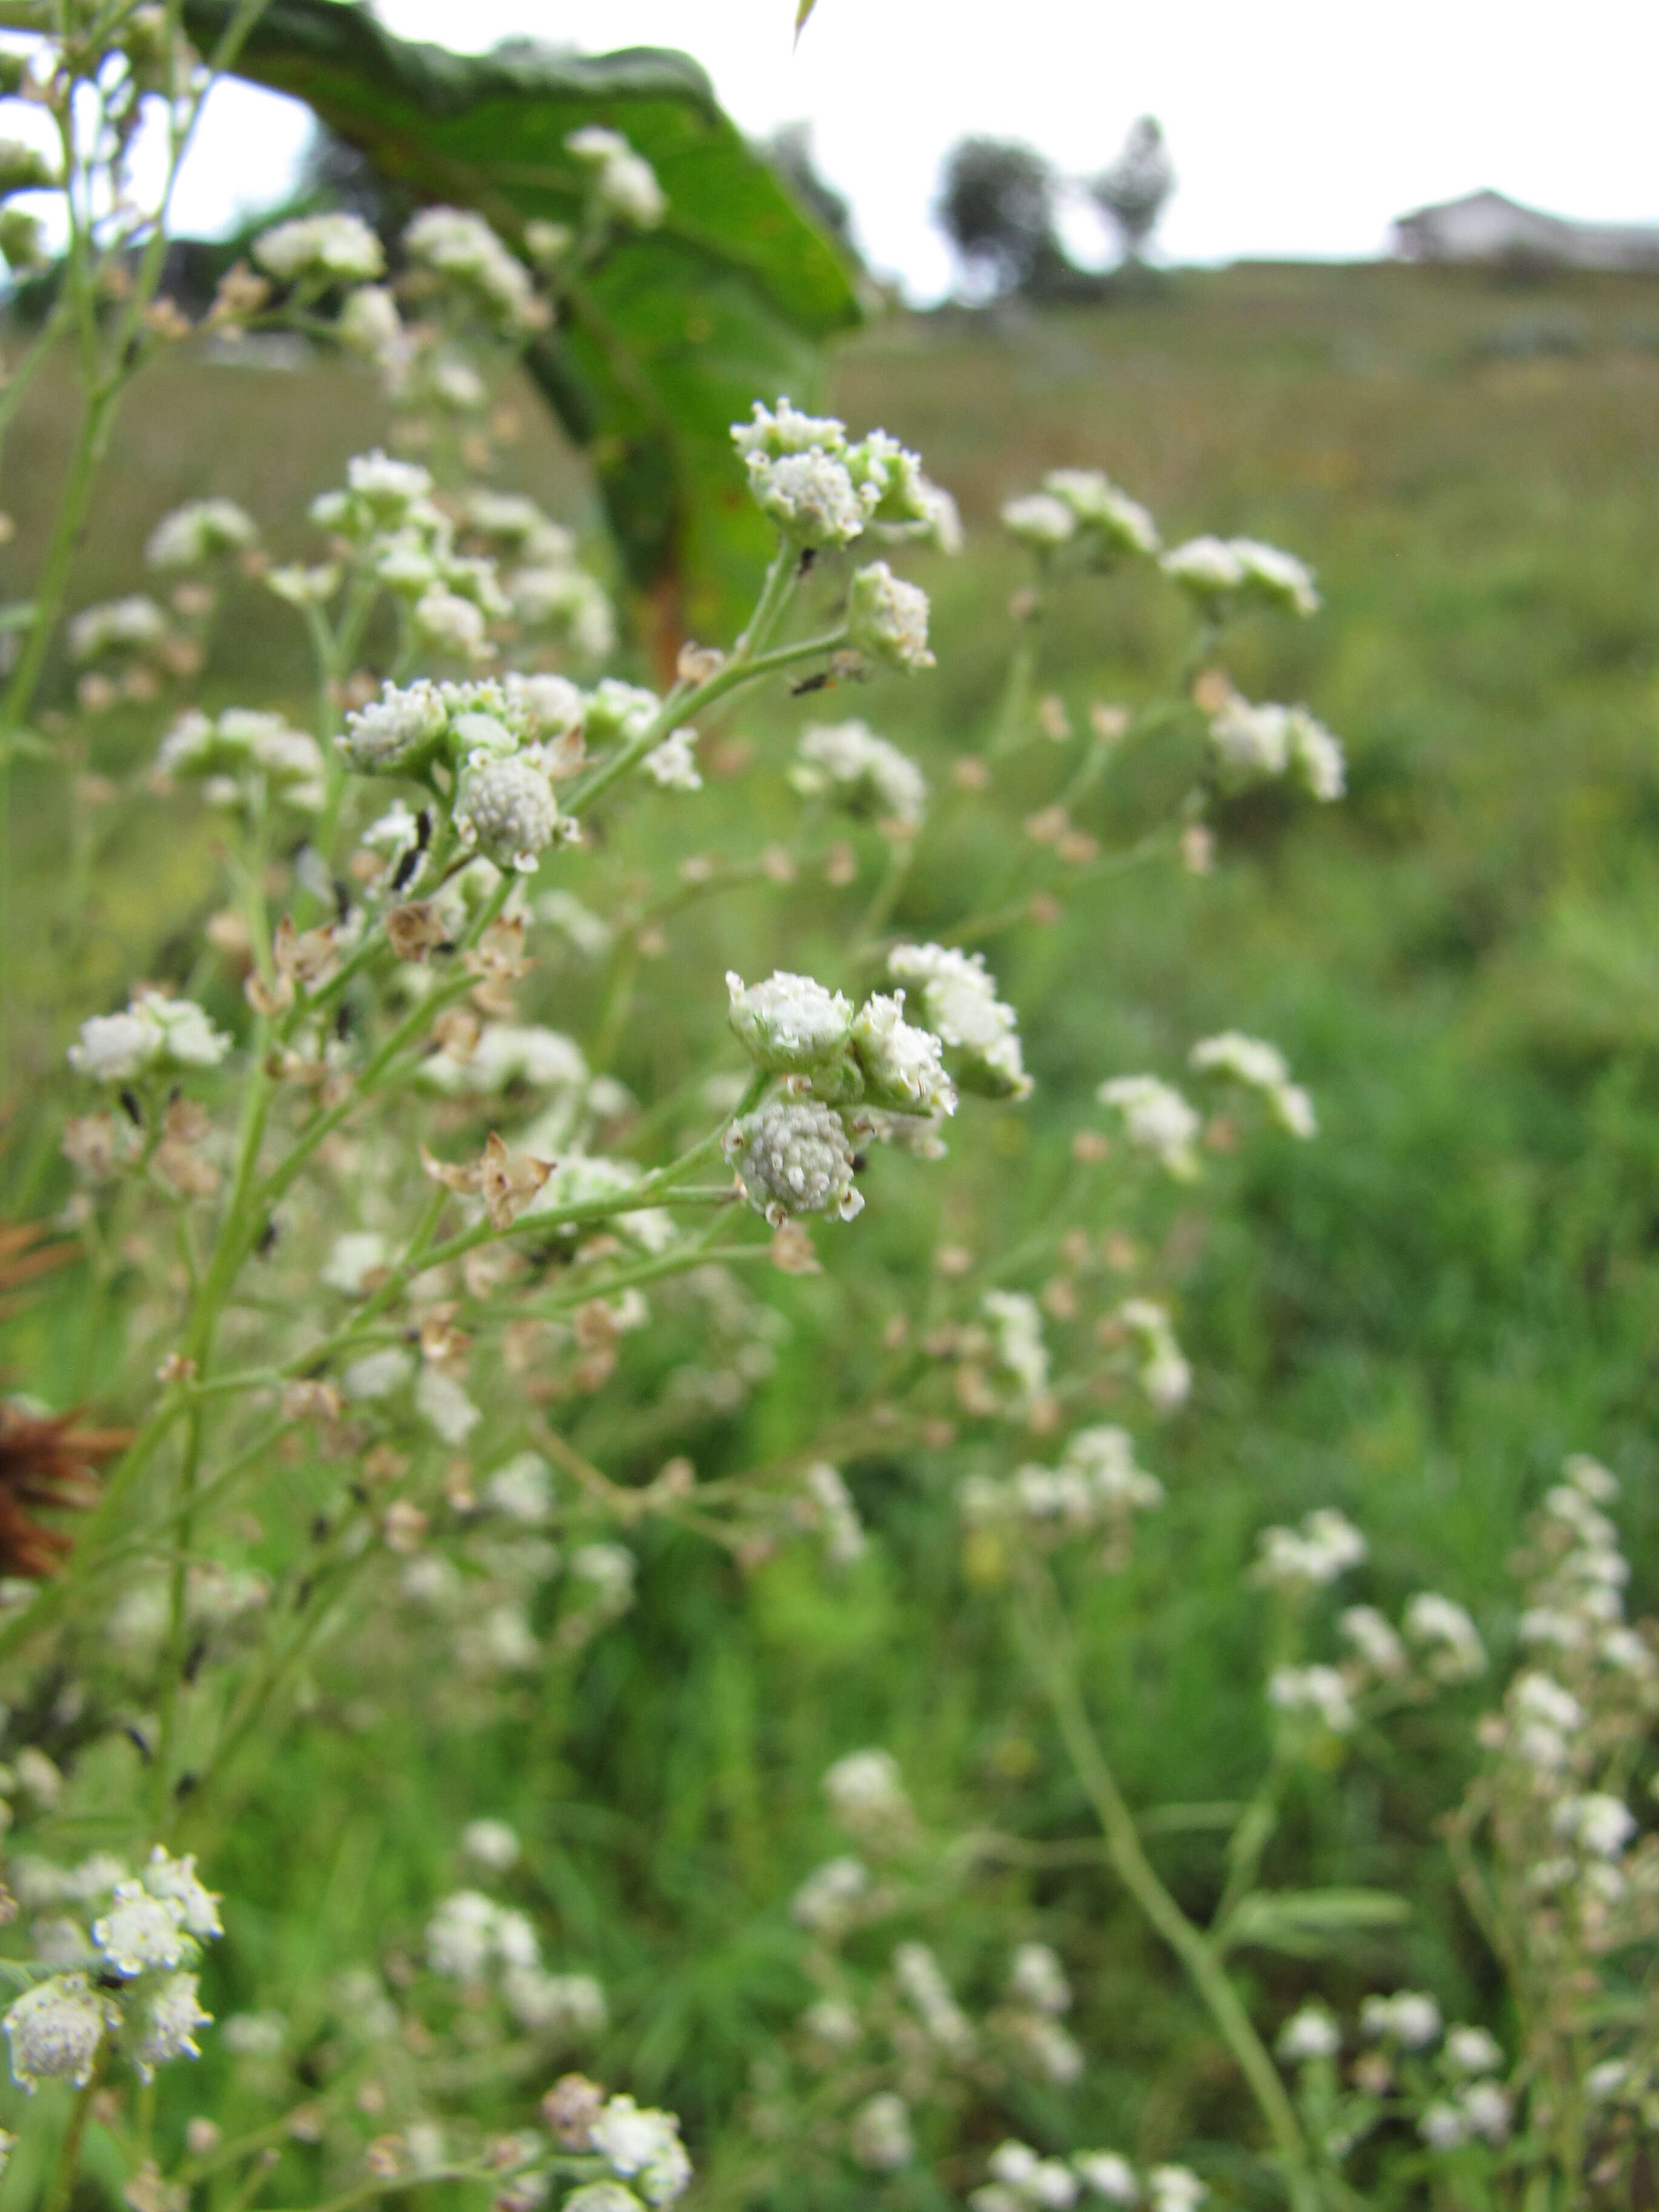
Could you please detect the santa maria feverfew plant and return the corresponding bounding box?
[0,10,1650,2212]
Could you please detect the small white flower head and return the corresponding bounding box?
[1360,1990,1441,2049]
[415,1366,481,1446]
[591,2095,692,2205]
[1063,1425,1164,1510]
[67,594,167,661]
[5,1975,115,2090]
[846,560,935,672]
[415,586,490,660]
[565,126,667,227]
[1418,2102,1466,2152]
[1276,2003,1341,2063]
[1442,2024,1503,2076]
[93,1880,189,1977]
[731,399,848,461]
[142,1848,222,1940]
[1553,1792,1638,1858]
[984,1289,1051,1403]
[851,992,956,1115]
[823,1748,910,1837]
[1098,1074,1201,1177]
[321,1232,389,1299]
[461,1818,520,1872]
[1232,538,1321,617]
[1601,1625,1655,1675]
[404,206,543,330]
[1510,1671,1581,1731]
[1114,1298,1191,1410]
[426,1891,501,1981]
[566,2190,645,2212]
[1460,2080,1510,2143]
[339,679,447,774]
[1565,1452,1620,1503]
[583,679,662,747]
[69,993,230,1084]
[338,282,403,360]
[254,210,384,285]
[795,719,927,828]
[1146,2169,1207,2212]
[1002,492,1076,551]
[849,2091,913,2172]
[343,1346,415,1401]
[482,1453,554,1524]
[724,1099,863,1225]
[1254,1508,1367,1590]
[1161,535,1245,602]
[1008,1940,1070,2014]
[135,1972,210,2080]
[894,1940,974,2053]
[1404,1592,1487,1681]
[1072,2152,1138,2205]
[727,971,853,1073]
[805,1463,867,1564]
[1042,469,1159,557]
[1188,1031,1318,1137]
[503,1966,606,2040]
[889,943,1031,1100]
[802,1996,861,2048]
[457,755,563,872]
[1208,692,1291,779]
[1339,1604,1406,1677]
[569,1543,637,1606]
[1267,1664,1355,1735]
[746,446,873,548]
[1287,707,1346,800]
[791,1854,870,1932]
[146,497,257,571]
[641,727,702,791]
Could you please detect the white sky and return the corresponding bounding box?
[171,0,1659,297]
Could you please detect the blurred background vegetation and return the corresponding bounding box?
[5,247,1659,2194]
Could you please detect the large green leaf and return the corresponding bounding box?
[184,0,865,658]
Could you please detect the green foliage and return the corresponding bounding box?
[184,0,863,648]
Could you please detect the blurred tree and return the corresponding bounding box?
[936,136,1072,299]
[766,121,854,252]
[1091,115,1175,266]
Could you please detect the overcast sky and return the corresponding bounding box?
[171,0,1659,296]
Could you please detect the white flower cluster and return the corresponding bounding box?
[1097,1074,1201,1177]
[822,1748,911,1840]
[1162,534,1320,618]
[961,1424,1163,1537]
[983,1289,1050,1404]
[1114,1298,1191,1410]
[404,205,544,330]
[725,970,956,1119]
[1206,689,1345,801]
[791,1853,870,1934]
[1254,1507,1367,1589]
[424,1889,606,2042]
[732,399,954,555]
[1002,468,1159,562]
[893,1939,974,2053]
[145,496,258,570]
[565,125,667,227]
[1190,1031,1316,1137]
[1267,1661,1355,1735]
[156,705,324,811]
[846,560,934,671]
[69,990,230,1084]
[4,1846,220,2090]
[973,2140,1207,2212]
[888,943,1032,1100]
[253,210,384,286]
[67,594,166,662]
[793,719,927,829]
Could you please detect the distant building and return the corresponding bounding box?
[1393,189,1659,272]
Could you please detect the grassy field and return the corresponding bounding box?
[5,256,1659,2197]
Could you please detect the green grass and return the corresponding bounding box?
[5,258,1659,2198]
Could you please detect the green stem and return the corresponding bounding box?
[1013,1560,1318,2208]
[39,2068,102,2212]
